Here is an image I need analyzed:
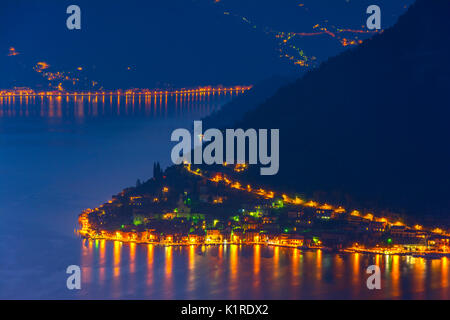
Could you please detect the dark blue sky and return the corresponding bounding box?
[1,0,414,89]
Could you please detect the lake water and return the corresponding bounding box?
[0,93,449,299]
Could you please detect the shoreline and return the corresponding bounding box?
[0,86,252,98]
[78,233,323,250]
[78,234,450,258]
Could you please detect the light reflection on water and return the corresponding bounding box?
[0,92,237,299]
[0,91,236,120]
[78,241,450,300]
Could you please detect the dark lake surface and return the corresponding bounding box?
[0,93,449,299]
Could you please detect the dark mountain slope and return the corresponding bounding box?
[202,75,296,129]
[238,0,450,219]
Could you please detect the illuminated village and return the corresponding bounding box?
[213,2,382,68]
[78,162,450,258]
[2,49,251,98]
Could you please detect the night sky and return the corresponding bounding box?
[1,0,414,89]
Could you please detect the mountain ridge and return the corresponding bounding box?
[236,0,450,220]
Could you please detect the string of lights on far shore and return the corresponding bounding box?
[0,86,252,98]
